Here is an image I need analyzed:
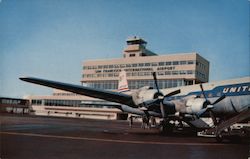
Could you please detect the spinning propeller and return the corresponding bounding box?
[197,84,226,125]
[152,72,180,118]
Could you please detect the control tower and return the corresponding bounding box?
[123,36,157,58]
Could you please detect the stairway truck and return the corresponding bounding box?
[198,123,250,142]
[221,123,250,137]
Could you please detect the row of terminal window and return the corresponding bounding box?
[83,70,195,78]
[0,98,29,105]
[83,60,196,70]
[196,71,206,79]
[32,99,81,107]
[53,93,79,96]
[86,79,185,90]
[31,99,116,108]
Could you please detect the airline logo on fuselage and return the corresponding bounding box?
[168,82,250,100]
[222,83,250,95]
[223,85,250,93]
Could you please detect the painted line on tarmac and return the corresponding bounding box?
[0,131,226,146]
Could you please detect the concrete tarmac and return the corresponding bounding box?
[0,114,249,159]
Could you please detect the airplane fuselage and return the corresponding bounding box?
[120,77,250,119]
[163,77,250,117]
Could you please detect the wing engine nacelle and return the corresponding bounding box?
[131,86,159,106]
[185,97,207,114]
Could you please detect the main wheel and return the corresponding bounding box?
[216,133,223,142]
[160,120,174,135]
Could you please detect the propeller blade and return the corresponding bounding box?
[211,95,226,105]
[160,101,166,118]
[209,110,218,126]
[164,89,181,98]
[152,72,160,94]
[199,84,207,101]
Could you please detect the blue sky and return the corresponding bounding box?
[0,0,249,98]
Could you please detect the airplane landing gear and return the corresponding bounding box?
[141,116,150,129]
[128,115,134,128]
[160,119,174,135]
[215,133,224,142]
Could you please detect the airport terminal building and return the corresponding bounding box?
[82,37,209,90]
[24,37,209,120]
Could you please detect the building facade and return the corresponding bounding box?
[25,89,127,120]
[0,97,29,114]
[81,37,209,90]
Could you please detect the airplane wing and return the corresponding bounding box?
[20,77,136,108]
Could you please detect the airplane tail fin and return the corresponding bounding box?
[118,70,130,93]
